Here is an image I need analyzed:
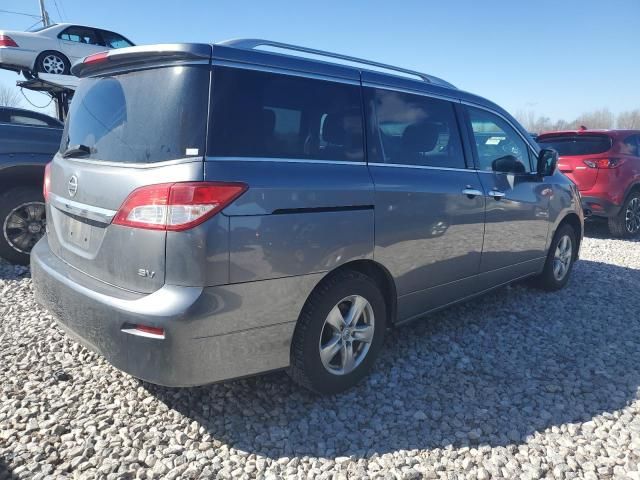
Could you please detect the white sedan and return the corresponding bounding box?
[0,23,134,76]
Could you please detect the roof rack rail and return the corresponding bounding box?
[217,38,455,88]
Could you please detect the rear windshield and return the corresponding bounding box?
[61,65,209,163]
[537,135,612,156]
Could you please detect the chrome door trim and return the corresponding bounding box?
[49,192,117,224]
[212,60,361,86]
[361,82,460,103]
[367,162,472,173]
[206,156,366,166]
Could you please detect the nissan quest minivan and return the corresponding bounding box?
[32,41,583,394]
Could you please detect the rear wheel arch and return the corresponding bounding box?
[556,213,582,258]
[311,260,398,327]
[0,164,45,195]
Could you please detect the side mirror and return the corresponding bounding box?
[537,148,558,177]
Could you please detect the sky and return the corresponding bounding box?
[1,0,638,121]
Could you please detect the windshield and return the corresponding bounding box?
[538,135,612,156]
[61,65,209,163]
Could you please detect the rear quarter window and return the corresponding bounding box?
[538,135,612,156]
[208,67,364,162]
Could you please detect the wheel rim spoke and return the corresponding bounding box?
[325,305,345,332]
[320,336,342,365]
[341,341,355,373]
[552,234,572,281]
[344,296,367,326]
[351,325,374,343]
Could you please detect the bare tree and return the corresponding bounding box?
[573,108,614,130]
[0,85,22,108]
[617,109,640,129]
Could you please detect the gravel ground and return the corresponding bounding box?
[2,221,640,479]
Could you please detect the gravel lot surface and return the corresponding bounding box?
[2,221,640,479]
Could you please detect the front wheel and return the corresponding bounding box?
[288,270,386,394]
[0,187,46,265]
[533,224,577,291]
[608,192,640,238]
[36,51,70,75]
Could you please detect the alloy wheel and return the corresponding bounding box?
[318,295,375,375]
[552,234,572,281]
[3,202,46,254]
[625,197,640,234]
[42,54,65,74]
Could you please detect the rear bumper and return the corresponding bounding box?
[31,238,320,387]
[581,196,622,218]
[0,47,36,71]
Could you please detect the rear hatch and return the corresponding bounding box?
[46,45,211,293]
[537,133,612,191]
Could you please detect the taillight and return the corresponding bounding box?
[583,158,625,169]
[0,35,18,47]
[83,51,109,65]
[43,162,52,201]
[113,182,247,231]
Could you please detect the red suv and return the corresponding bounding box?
[537,129,640,237]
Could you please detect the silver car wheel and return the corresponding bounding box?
[42,54,65,74]
[3,202,46,254]
[625,197,640,234]
[552,234,572,281]
[318,295,375,375]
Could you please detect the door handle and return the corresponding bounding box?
[488,189,506,200]
[461,188,483,198]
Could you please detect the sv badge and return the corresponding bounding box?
[137,269,156,279]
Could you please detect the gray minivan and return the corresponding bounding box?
[31,41,583,394]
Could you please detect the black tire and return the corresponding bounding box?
[608,191,640,238]
[36,50,70,75]
[288,270,386,394]
[533,224,577,291]
[0,186,46,265]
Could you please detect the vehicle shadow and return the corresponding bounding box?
[0,457,19,479]
[146,258,640,459]
[584,218,640,241]
[0,260,30,281]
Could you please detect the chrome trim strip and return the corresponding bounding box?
[56,155,203,169]
[367,162,472,173]
[206,156,365,166]
[361,82,459,103]
[49,193,117,223]
[212,59,360,85]
[0,122,61,130]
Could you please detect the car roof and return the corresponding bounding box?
[538,129,640,140]
[0,106,63,126]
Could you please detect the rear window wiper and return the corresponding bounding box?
[62,144,92,158]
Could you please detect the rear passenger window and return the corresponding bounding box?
[468,107,532,173]
[366,88,465,168]
[208,67,364,162]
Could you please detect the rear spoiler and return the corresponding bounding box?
[71,43,212,77]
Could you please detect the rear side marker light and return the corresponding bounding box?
[583,158,625,169]
[0,35,18,47]
[113,182,247,231]
[122,324,165,339]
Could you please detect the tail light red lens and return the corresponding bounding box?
[43,162,52,201]
[583,158,625,169]
[0,35,18,47]
[83,51,109,65]
[113,182,247,231]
